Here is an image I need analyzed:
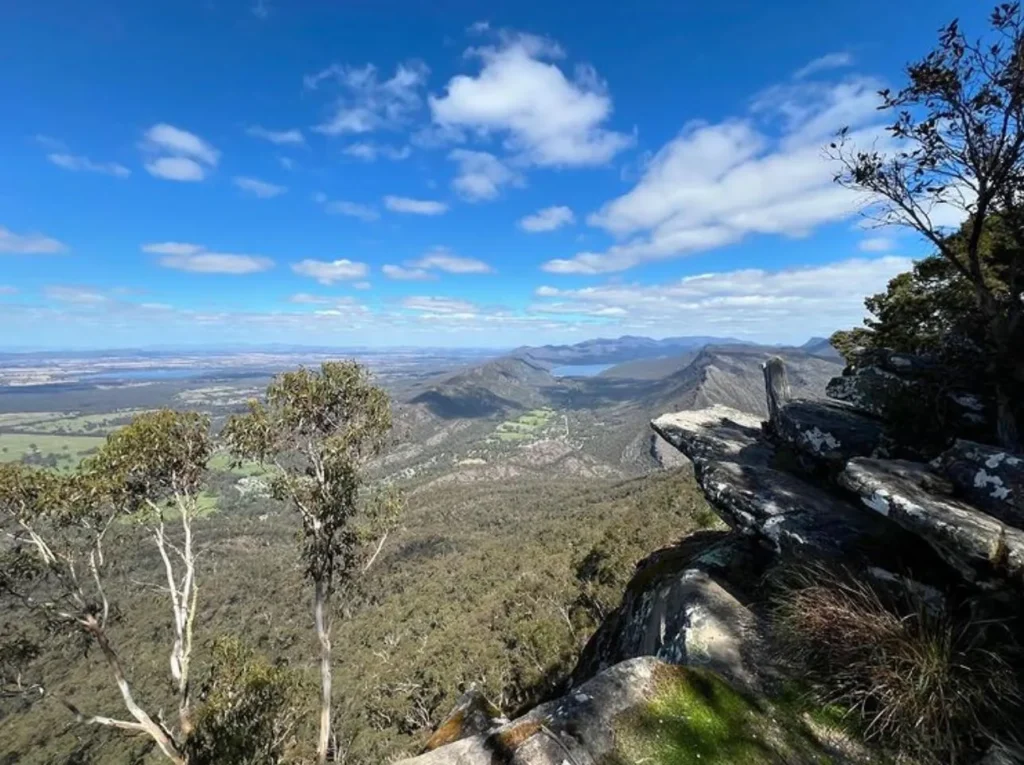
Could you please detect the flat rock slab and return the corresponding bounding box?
[840,457,1024,587]
[653,407,896,560]
[652,405,769,465]
[771,399,885,465]
[937,440,1024,529]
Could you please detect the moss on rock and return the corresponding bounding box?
[608,666,837,765]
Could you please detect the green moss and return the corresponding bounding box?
[611,667,833,765]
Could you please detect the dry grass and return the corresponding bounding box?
[771,564,1022,764]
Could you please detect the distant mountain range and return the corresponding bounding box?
[513,334,840,365]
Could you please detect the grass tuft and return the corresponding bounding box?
[771,564,1022,764]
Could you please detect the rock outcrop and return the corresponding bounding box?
[406,350,1023,765]
[397,658,861,765]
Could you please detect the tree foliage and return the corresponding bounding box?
[223,361,401,763]
[831,4,1024,448]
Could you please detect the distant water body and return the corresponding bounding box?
[550,364,614,378]
[85,368,203,381]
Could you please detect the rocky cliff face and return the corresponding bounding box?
[399,350,1024,765]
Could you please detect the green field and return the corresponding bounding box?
[208,451,267,476]
[7,409,152,435]
[0,412,69,428]
[0,432,106,467]
[491,408,557,442]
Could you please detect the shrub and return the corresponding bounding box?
[771,565,1021,764]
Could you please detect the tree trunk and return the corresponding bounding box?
[88,620,186,764]
[314,577,332,764]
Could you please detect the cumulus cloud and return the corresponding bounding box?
[384,247,493,280]
[383,195,448,215]
[246,125,304,145]
[532,256,911,342]
[449,149,523,201]
[307,61,429,135]
[0,226,67,254]
[289,293,332,304]
[47,153,130,177]
[315,197,379,221]
[519,205,574,232]
[143,242,273,274]
[142,124,220,182]
[44,285,109,304]
[794,52,854,80]
[233,176,287,198]
[543,77,887,275]
[859,236,895,252]
[343,142,412,161]
[382,264,435,281]
[292,258,369,284]
[411,247,493,273]
[401,296,478,314]
[429,32,632,167]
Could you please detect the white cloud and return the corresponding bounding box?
[429,32,632,167]
[449,149,522,201]
[142,124,219,182]
[289,293,331,304]
[233,176,287,198]
[402,296,478,314]
[382,264,435,281]
[859,236,894,252]
[519,205,574,232]
[160,253,273,274]
[544,78,887,275]
[319,199,379,221]
[278,157,295,171]
[48,153,130,177]
[145,157,207,182]
[143,124,219,165]
[0,226,67,254]
[411,247,493,273]
[144,242,273,274]
[44,285,108,304]
[246,125,304,145]
[292,258,369,284]
[251,0,270,18]
[353,281,371,290]
[141,242,203,256]
[307,61,429,135]
[531,256,912,342]
[0,285,17,295]
[343,142,411,161]
[384,195,448,215]
[794,52,854,80]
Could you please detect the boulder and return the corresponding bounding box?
[573,533,762,691]
[770,399,886,466]
[826,366,911,418]
[423,690,508,752]
[651,405,768,464]
[839,457,1024,587]
[397,658,863,765]
[936,440,1024,529]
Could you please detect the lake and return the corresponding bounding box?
[550,364,614,378]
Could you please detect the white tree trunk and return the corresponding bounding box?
[315,577,332,764]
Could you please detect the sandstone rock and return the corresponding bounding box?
[653,406,900,561]
[826,366,911,418]
[937,440,1024,529]
[398,658,862,765]
[839,457,1024,587]
[770,399,886,466]
[423,690,508,752]
[573,534,761,691]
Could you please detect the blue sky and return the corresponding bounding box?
[0,0,977,349]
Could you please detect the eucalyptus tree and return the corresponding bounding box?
[0,410,211,764]
[223,360,401,763]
